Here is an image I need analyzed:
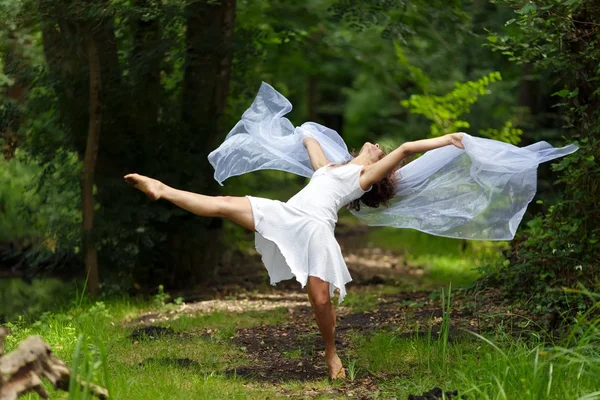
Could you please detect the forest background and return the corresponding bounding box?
[1,0,598,320]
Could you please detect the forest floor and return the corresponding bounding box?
[109,223,529,399]
[6,222,592,399]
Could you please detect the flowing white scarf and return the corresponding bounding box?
[208,82,579,240]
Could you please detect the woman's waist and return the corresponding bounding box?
[284,199,338,228]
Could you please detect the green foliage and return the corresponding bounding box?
[496,135,600,314]
[479,120,522,145]
[0,279,75,323]
[328,0,467,42]
[68,334,111,400]
[0,0,44,91]
[483,0,600,315]
[0,0,586,302]
[152,284,171,308]
[401,69,504,137]
[367,226,494,287]
[0,150,82,257]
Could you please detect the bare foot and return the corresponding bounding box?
[326,352,346,381]
[124,173,164,201]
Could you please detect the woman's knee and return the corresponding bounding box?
[214,196,255,231]
[308,278,331,307]
[311,293,331,308]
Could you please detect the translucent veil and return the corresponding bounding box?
[208,82,579,240]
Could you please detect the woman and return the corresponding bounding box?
[124,132,466,380]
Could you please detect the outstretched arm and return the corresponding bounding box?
[304,137,331,170]
[362,133,465,186]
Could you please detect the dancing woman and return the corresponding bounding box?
[125,131,466,380]
[125,82,577,380]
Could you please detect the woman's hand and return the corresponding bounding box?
[449,132,465,149]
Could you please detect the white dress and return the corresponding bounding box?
[246,162,371,303]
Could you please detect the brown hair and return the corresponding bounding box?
[345,148,408,212]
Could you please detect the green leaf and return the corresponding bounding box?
[487,35,498,43]
[516,2,537,15]
[568,87,579,98]
[552,89,570,97]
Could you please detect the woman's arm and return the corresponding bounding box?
[362,133,464,186]
[304,137,331,170]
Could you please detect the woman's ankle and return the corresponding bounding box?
[325,348,337,359]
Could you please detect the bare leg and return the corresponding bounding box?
[124,173,255,231]
[307,276,345,380]
[126,174,343,379]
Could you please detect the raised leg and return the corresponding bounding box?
[306,276,345,380]
[124,173,255,231]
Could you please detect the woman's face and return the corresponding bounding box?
[359,142,385,163]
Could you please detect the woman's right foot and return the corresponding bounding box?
[124,173,164,201]
[326,352,346,381]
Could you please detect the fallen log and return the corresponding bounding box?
[0,332,108,400]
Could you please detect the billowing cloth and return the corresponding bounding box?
[208,82,353,184]
[208,82,579,240]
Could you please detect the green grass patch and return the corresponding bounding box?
[341,284,405,312]
[283,348,302,359]
[350,329,600,399]
[346,287,600,400]
[368,227,508,287]
[4,298,293,399]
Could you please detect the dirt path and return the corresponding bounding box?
[124,224,516,399]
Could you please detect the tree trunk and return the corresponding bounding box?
[516,63,538,126]
[163,0,236,285]
[1,32,26,161]
[182,0,236,125]
[81,28,102,296]
[130,0,162,139]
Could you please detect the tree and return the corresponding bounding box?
[81,24,102,296]
[485,0,600,314]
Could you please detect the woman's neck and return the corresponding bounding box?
[349,154,372,166]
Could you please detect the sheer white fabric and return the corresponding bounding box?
[208,82,579,240]
[208,82,353,184]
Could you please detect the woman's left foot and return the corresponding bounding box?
[124,173,164,200]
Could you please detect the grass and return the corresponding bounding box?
[3,296,287,399]
[346,288,600,400]
[367,226,508,287]
[1,220,596,399]
[341,284,406,312]
[3,281,600,399]
[349,328,600,399]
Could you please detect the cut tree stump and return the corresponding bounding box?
[0,330,108,400]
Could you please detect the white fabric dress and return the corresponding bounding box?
[247,162,371,303]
